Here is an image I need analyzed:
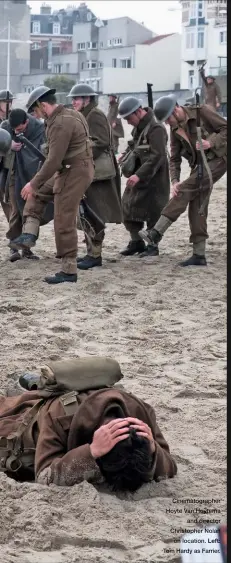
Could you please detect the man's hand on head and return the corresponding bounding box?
[125,417,156,453]
[90,419,130,459]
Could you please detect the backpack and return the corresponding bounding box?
[0,356,123,477]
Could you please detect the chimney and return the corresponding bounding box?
[40,3,52,15]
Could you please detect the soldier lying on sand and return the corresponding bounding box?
[0,356,177,491]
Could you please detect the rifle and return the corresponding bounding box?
[5,90,10,120]
[194,88,213,216]
[16,133,105,236]
[147,83,153,109]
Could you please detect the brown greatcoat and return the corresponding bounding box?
[200,69,222,110]
[81,101,122,224]
[0,388,177,487]
[161,104,227,244]
[107,100,124,151]
[122,108,170,224]
[29,105,95,272]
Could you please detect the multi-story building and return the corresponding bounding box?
[0,0,30,93]
[30,3,96,72]
[180,0,227,91]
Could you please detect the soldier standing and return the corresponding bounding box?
[0,90,14,222]
[10,86,94,284]
[107,94,124,154]
[117,96,170,257]
[139,94,227,266]
[199,63,222,112]
[67,83,122,270]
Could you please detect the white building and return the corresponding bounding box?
[180,0,227,90]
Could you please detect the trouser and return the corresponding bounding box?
[85,230,105,258]
[6,173,22,240]
[159,157,226,247]
[124,218,155,242]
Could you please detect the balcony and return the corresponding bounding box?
[210,66,227,76]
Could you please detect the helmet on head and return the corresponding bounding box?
[26,86,56,112]
[108,93,118,98]
[154,94,178,122]
[67,83,97,98]
[0,129,12,157]
[0,90,14,102]
[117,97,142,119]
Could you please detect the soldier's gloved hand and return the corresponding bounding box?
[196,139,211,150]
[11,140,22,152]
[90,419,130,459]
[171,181,181,197]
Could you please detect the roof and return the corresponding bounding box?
[142,33,175,45]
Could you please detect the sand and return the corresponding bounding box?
[0,125,226,563]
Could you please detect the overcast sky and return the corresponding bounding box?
[27,1,182,35]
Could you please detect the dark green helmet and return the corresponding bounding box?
[67,83,97,98]
[0,128,12,156]
[0,90,14,102]
[154,94,178,122]
[117,96,142,119]
[26,86,56,112]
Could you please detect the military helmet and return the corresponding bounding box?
[154,94,178,122]
[67,83,97,98]
[0,89,14,102]
[26,86,56,112]
[117,97,142,119]
[0,128,12,157]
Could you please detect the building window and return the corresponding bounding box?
[39,58,44,70]
[81,62,84,70]
[32,21,40,34]
[54,64,62,73]
[120,58,131,69]
[98,62,103,68]
[188,69,194,89]
[112,58,117,68]
[77,43,86,50]
[100,41,103,48]
[219,31,227,44]
[189,1,196,19]
[87,41,98,49]
[66,63,70,72]
[113,38,122,45]
[31,42,40,50]
[107,39,112,47]
[186,31,194,49]
[198,1,204,18]
[87,61,97,69]
[198,28,204,48]
[53,23,60,35]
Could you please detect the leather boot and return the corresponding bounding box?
[140,245,159,257]
[22,248,40,260]
[179,255,207,267]
[138,228,162,246]
[77,255,102,270]
[9,249,21,262]
[44,271,77,284]
[120,240,146,256]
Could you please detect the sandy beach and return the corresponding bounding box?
[0,126,226,563]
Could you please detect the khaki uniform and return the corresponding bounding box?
[107,100,124,153]
[160,105,227,246]
[29,105,94,274]
[0,388,177,486]
[200,69,222,110]
[81,101,122,258]
[122,108,170,238]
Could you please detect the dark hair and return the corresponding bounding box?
[96,428,153,492]
[39,92,57,105]
[9,108,27,128]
